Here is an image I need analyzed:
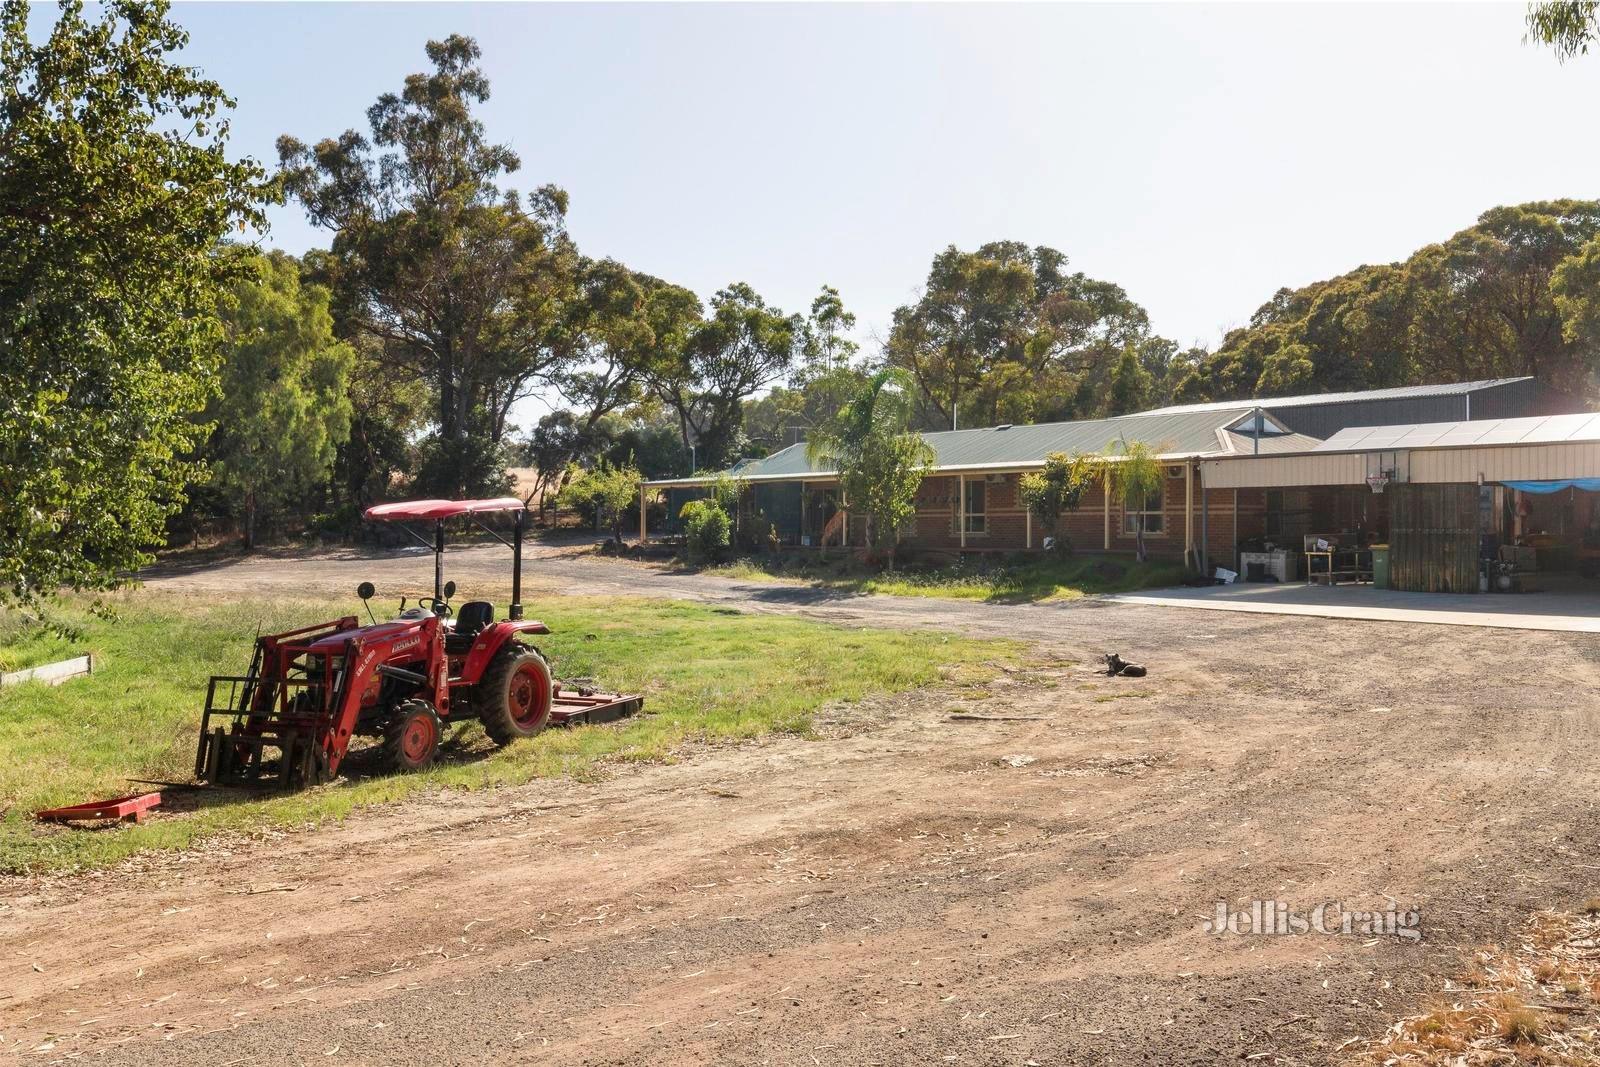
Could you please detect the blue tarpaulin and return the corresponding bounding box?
[1502,479,1600,494]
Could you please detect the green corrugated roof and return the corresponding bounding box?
[646,405,1313,486]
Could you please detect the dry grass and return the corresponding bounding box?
[1350,909,1600,1065]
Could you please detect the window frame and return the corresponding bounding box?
[1121,484,1165,536]
[962,479,988,536]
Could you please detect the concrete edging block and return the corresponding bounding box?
[0,654,93,690]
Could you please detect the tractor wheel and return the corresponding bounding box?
[479,647,553,746]
[381,699,442,773]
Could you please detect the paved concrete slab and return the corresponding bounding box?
[1104,581,1600,632]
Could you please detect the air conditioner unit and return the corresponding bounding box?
[1165,465,1184,478]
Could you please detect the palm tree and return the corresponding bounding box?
[805,368,915,471]
[806,368,931,561]
[1102,436,1165,563]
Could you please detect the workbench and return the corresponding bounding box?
[1304,545,1373,586]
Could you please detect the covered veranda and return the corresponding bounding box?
[1200,413,1600,595]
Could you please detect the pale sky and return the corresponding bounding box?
[166,1,1599,393]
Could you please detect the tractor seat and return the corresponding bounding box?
[445,601,494,654]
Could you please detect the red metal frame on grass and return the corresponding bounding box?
[37,791,162,824]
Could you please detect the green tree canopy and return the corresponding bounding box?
[1528,2,1600,58]
[742,366,872,458]
[741,287,868,460]
[555,261,701,434]
[296,249,429,521]
[555,458,641,542]
[646,282,799,471]
[1553,233,1600,353]
[1173,201,1600,403]
[797,285,860,379]
[278,35,578,496]
[1107,346,1154,416]
[206,253,355,547]
[886,241,1158,429]
[0,0,270,605]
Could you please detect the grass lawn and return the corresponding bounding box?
[712,552,1188,603]
[0,610,83,673]
[0,592,1016,874]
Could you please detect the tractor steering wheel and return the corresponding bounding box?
[395,592,451,618]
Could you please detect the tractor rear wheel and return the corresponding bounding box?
[479,647,553,746]
[382,699,442,773]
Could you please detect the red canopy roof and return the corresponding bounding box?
[363,497,526,522]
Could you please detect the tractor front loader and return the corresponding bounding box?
[195,497,642,790]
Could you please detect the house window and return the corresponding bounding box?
[963,479,987,535]
[1122,485,1164,535]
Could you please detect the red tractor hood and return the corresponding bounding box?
[303,619,429,653]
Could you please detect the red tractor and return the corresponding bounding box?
[194,498,641,789]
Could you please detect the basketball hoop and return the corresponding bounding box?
[1366,473,1390,494]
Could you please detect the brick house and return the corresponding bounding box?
[639,378,1583,569]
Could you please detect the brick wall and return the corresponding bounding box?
[792,469,1272,566]
[906,470,1218,562]
[1192,487,1267,570]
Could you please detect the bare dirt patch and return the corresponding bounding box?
[4,546,1600,1064]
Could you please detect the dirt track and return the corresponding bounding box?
[4,540,1600,1065]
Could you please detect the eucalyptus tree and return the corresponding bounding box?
[887,241,1154,429]
[646,283,799,471]
[1528,1,1599,58]
[278,35,578,495]
[1174,200,1600,402]
[207,254,354,547]
[556,260,702,434]
[797,285,860,378]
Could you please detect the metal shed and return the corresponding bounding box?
[1201,412,1600,593]
[1142,378,1584,442]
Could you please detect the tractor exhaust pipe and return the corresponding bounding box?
[433,519,445,603]
[510,509,524,620]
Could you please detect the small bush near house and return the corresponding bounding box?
[680,499,731,563]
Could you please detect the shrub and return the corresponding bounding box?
[680,499,731,564]
[1018,451,1095,554]
[557,459,643,541]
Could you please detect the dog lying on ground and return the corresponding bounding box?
[1104,652,1147,678]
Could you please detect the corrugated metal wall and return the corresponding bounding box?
[1264,380,1584,440]
[1206,441,1600,489]
[1389,484,1480,594]
[1468,380,1588,421]
[1412,442,1600,483]
[1271,395,1470,440]
[1202,453,1368,489]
